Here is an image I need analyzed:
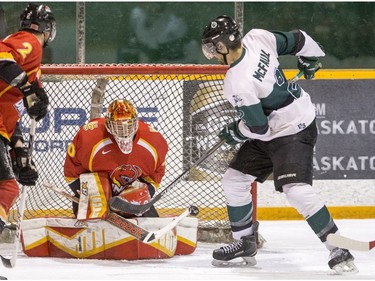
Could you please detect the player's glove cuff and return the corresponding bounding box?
[21,81,49,121]
[10,147,38,186]
[297,56,320,80]
[218,120,248,145]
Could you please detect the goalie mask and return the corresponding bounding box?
[20,3,56,46]
[105,99,139,154]
[201,15,242,60]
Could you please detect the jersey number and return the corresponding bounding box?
[17,42,33,60]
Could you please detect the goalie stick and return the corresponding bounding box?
[1,119,36,268]
[43,182,199,243]
[110,139,225,216]
[327,233,375,251]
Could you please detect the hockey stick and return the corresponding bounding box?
[1,118,36,268]
[43,182,199,243]
[327,233,375,251]
[110,139,225,216]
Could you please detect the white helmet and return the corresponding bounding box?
[105,99,139,154]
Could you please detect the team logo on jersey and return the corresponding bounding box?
[298,123,306,130]
[110,164,143,195]
[232,95,243,106]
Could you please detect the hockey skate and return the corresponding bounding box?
[328,247,358,274]
[211,222,259,267]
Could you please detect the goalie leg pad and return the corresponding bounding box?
[21,216,198,260]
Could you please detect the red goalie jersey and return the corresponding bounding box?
[64,117,168,196]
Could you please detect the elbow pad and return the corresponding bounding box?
[0,61,28,87]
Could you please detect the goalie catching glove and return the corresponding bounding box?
[219,120,248,145]
[114,180,152,218]
[21,79,49,121]
[10,147,39,186]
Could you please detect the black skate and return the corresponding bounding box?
[211,222,258,267]
[328,247,358,274]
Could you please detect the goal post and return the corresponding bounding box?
[9,64,258,243]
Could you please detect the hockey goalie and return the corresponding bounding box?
[21,99,199,260]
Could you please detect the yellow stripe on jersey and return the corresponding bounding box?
[0,131,10,142]
[64,176,77,184]
[89,138,113,171]
[0,84,12,98]
[137,138,158,170]
[0,52,15,60]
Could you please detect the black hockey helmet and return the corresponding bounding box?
[20,3,56,46]
[201,15,242,59]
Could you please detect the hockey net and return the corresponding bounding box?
[9,64,257,242]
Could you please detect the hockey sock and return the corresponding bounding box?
[227,202,254,240]
[306,205,338,244]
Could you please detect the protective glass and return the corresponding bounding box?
[202,42,217,60]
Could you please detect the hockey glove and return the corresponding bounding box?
[219,120,248,145]
[21,79,49,121]
[297,56,320,80]
[10,147,39,186]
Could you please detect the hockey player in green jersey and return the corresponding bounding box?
[201,15,357,274]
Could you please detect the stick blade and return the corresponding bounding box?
[327,234,371,251]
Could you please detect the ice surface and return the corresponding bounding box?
[0,219,374,280]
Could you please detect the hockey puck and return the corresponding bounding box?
[189,205,199,216]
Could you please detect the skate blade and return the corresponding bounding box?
[332,260,359,274]
[211,256,257,267]
[257,233,267,249]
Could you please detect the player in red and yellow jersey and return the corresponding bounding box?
[0,3,56,232]
[64,99,169,218]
